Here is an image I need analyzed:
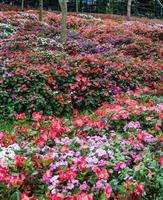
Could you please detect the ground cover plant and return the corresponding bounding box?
[0,9,163,200]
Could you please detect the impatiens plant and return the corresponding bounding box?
[0,8,162,200]
[0,109,162,199]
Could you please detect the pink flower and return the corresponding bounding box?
[80,184,87,190]
[32,112,42,121]
[96,180,103,189]
[75,118,84,127]
[119,110,129,119]
[134,165,140,171]
[147,170,153,178]
[0,132,4,140]
[159,157,163,167]
[43,170,52,183]
[15,113,26,120]
[20,193,37,200]
[20,192,30,200]
[104,184,112,198]
[93,167,109,180]
[7,175,22,187]
[114,162,126,170]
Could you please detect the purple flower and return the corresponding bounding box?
[11,94,17,100]
[124,121,141,131]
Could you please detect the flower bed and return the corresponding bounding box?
[0,10,162,200]
[0,11,162,118]
[0,96,162,199]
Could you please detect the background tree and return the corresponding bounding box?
[21,0,24,11]
[59,0,68,42]
[39,0,43,21]
[127,0,133,18]
[156,0,163,8]
[76,0,79,13]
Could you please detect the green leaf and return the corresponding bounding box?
[10,190,20,200]
[100,193,106,200]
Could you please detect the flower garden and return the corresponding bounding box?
[0,10,163,200]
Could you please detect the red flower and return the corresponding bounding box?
[116,194,122,199]
[155,122,161,131]
[73,109,79,116]
[65,169,77,180]
[75,193,93,200]
[78,157,87,171]
[47,74,53,85]
[49,118,65,139]
[136,184,144,194]
[15,155,25,167]
[0,166,7,181]
[65,197,74,200]
[159,114,163,119]
[50,193,64,200]
[58,169,66,183]
[35,134,47,146]
[30,198,37,200]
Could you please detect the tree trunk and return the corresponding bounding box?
[76,0,79,13]
[39,0,43,21]
[59,0,67,43]
[127,0,132,18]
[21,0,24,11]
